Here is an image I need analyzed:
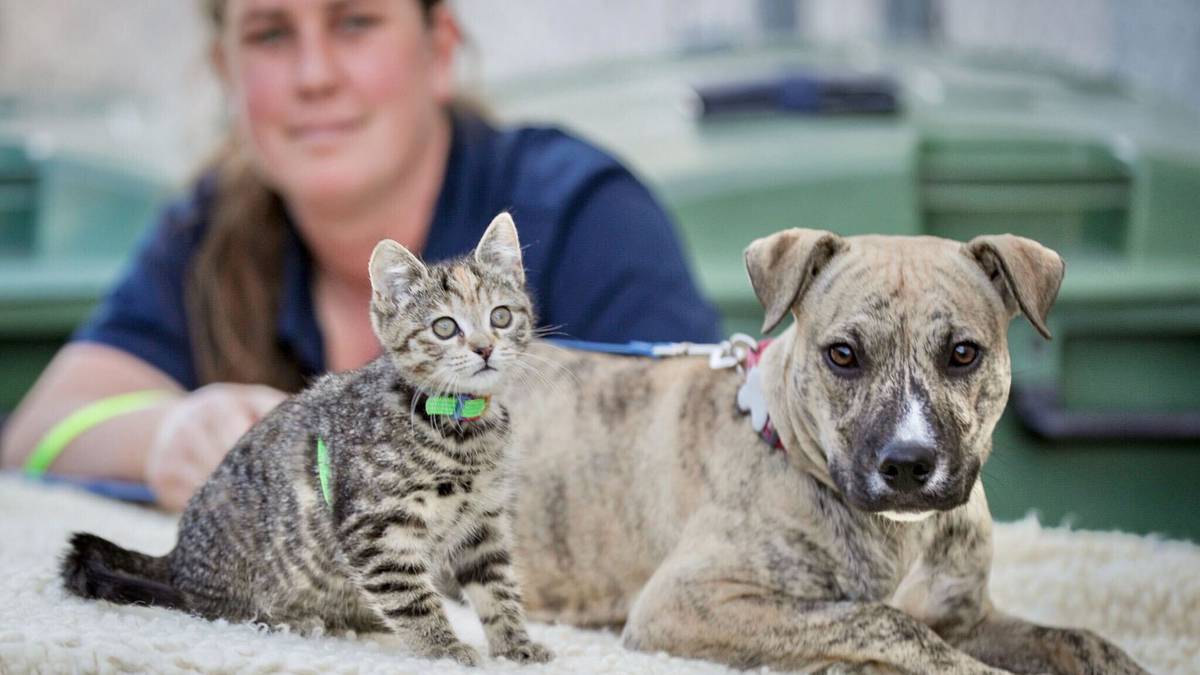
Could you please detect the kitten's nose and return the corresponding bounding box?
[467,333,492,361]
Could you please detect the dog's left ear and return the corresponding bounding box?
[965,234,1065,340]
[745,228,847,334]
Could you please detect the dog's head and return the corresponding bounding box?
[745,230,1063,520]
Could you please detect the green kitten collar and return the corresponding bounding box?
[424,394,490,421]
[314,396,489,509]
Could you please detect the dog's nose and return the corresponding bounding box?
[877,442,936,493]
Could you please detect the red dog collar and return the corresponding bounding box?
[737,339,786,453]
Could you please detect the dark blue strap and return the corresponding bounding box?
[30,473,157,503]
[544,338,661,357]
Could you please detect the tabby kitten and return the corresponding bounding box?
[61,213,552,667]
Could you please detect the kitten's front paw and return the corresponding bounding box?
[427,642,482,667]
[493,640,554,664]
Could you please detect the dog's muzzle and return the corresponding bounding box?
[835,446,978,516]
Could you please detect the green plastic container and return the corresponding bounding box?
[0,145,37,255]
[489,44,1200,541]
[0,138,167,412]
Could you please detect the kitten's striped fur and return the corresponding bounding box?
[62,213,552,667]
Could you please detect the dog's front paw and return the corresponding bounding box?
[493,639,554,664]
[426,641,482,667]
[1042,628,1149,675]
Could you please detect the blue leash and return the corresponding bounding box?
[544,338,662,357]
[28,473,156,503]
[546,335,756,369]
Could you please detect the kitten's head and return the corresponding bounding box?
[368,212,534,395]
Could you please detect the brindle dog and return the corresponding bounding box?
[504,230,1149,674]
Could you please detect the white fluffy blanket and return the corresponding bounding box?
[1,476,1196,675]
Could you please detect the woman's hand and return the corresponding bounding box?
[145,383,287,511]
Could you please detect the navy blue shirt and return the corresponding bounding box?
[74,111,722,390]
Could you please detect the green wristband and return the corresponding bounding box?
[24,390,176,476]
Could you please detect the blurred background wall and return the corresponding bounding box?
[1,0,1198,182]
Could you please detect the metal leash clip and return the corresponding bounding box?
[642,334,758,370]
[707,333,758,372]
[649,341,709,358]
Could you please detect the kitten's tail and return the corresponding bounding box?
[60,532,185,609]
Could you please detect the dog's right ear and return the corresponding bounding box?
[744,228,846,334]
[965,234,1065,340]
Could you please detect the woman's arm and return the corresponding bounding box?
[1,342,181,479]
[1,342,285,510]
[0,178,281,509]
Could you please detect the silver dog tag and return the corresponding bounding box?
[737,365,770,433]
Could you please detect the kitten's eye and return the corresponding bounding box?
[826,343,859,370]
[949,342,980,369]
[432,317,459,339]
[490,306,512,328]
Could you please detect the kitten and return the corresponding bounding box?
[61,213,553,667]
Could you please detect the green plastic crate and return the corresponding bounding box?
[0,145,37,255]
[489,44,1200,541]
[0,138,167,412]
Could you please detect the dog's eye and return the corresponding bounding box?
[826,344,859,369]
[432,317,459,339]
[949,342,980,368]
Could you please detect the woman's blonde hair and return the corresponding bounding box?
[187,0,443,392]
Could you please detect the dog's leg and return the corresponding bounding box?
[943,609,1149,675]
[623,556,1009,675]
[901,501,1150,675]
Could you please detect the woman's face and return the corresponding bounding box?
[216,0,456,207]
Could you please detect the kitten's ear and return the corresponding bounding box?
[475,212,525,285]
[369,239,427,309]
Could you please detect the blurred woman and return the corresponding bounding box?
[1,0,720,509]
